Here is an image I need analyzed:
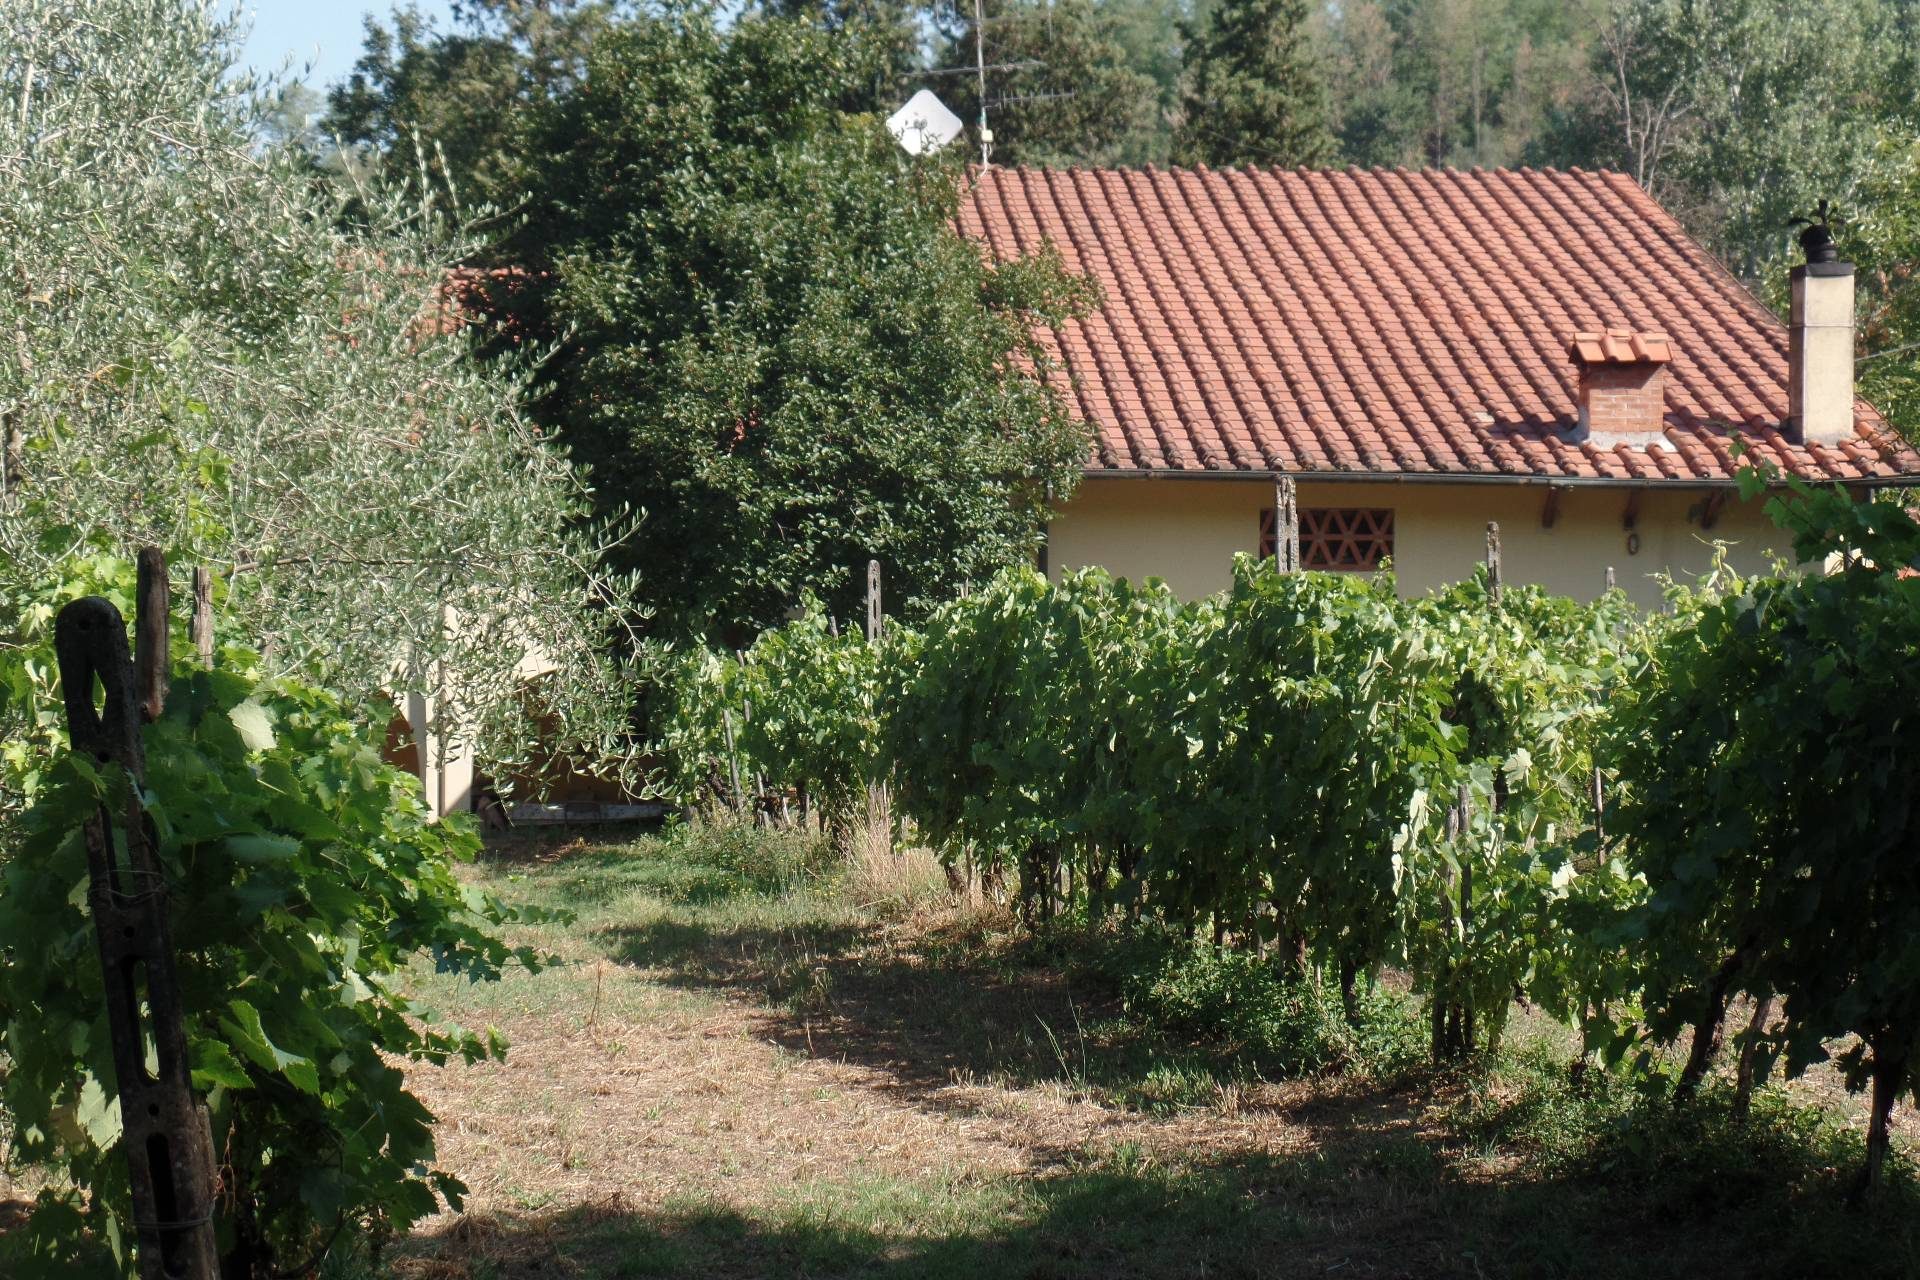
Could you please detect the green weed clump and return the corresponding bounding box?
[1449,1039,1920,1214]
[650,819,841,894]
[1109,941,1426,1080]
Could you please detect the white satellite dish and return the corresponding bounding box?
[886,89,964,157]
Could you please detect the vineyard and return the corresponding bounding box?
[3,478,1918,1277]
[666,472,1920,1194]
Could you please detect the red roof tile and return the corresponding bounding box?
[1571,329,1671,366]
[958,165,1920,484]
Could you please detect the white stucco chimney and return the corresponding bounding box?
[1787,221,1855,446]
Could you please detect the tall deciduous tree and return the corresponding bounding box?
[1311,0,1591,170]
[327,0,615,208]
[1174,0,1333,167]
[1536,0,1914,271]
[1810,128,1920,443]
[758,0,928,112]
[499,12,1094,642]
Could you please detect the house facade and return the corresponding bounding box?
[959,165,1920,608]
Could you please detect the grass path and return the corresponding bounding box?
[385,830,1920,1280]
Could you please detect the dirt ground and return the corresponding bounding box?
[6,832,1915,1279]
[383,837,1920,1280]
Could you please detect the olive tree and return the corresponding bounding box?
[0,0,638,803]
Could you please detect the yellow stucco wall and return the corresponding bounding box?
[1045,477,1795,609]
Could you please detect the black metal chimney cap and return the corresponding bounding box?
[1791,199,1839,264]
[1799,222,1838,263]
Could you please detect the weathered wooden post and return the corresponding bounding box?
[1457,780,1475,1055]
[190,566,214,668]
[736,649,766,825]
[55,549,220,1280]
[1435,796,1462,1060]
[1274,475,1300,573]
[721,709,745,818]
[1604,564,1616,594]
[864,559,892,856]
[1485,521,1502,603]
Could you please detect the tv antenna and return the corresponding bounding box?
[902,0,1079,167]
[972,0,992,165]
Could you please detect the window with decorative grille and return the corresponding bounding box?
[1259,507,1394,571]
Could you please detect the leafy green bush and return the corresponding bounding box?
[654,818,841,894]
[1608,472,1920,1186]
[1113,942,1425,1080]
[1447,1040,1916,1222]
[0,632,551,1275]
[660,606,884,844]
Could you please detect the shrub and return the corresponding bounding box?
[653,818,841,893]
[0,637,551,1275]
[1113,941,1425,1080]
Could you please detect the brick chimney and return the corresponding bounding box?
[1567,329,1672,447]
[1788,223,1855,445]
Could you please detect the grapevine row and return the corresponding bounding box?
[665,481,1920,1189]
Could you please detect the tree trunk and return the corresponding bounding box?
[1339,958,1360,1027]
[1019,842,1050,925]
[825,798,856,860]
[1116,842,1141,924]
[1675,955,1742,1105]
[981,859,1005,904]
[1862,1033,1910,1199]
[1269,906,1307,977]
[1732,993,1775,1123]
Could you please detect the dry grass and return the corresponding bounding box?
[12,821,1908,1278]
[366,827,1920,1280]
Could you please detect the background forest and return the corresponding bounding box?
[325,0,1920,277]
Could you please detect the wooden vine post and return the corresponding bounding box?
[1274,475,1300,573]
[54,548,220,1280]
[1435,784,1475,1061]
[190,565,214,668]
[864,559,893,856]
[721,709,744,818]
[1485,521,1502,603]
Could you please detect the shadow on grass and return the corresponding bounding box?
[595,901,1376,1125]
[394,1134,1920,1280]
[452,843,1920,1280]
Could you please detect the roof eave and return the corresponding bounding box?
[1082,466,1908,491]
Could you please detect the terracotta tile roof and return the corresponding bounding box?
[1571,329,1671,366]
[958,165,1920,484]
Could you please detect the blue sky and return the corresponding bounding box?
[240,0,457,91]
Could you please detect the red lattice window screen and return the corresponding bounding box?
[1258,508,1394,571]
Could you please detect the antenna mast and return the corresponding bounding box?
[974,0,992,166]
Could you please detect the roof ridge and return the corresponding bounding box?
[970,162,1642,182]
